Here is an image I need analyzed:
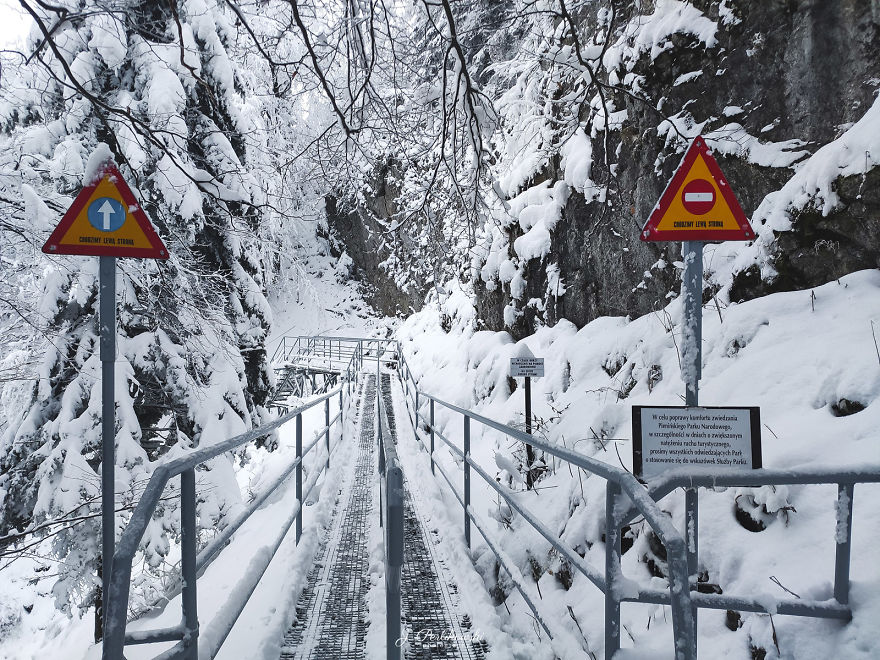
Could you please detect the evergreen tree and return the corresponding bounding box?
[0,0,278,621]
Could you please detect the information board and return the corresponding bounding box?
[510,357,544,378]
[632,406,761,479]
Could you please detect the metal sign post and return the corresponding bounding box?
[524,375,534,489]
[681,240,702,610]
[99,256,115,637]
[510,354,544,490]
[640,136,757,658]
[42,157,168,641]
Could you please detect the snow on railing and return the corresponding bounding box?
[393,344,880,660]
[102,383,348,660]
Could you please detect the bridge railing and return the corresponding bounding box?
[394,345,880,660]
[614,468,880,619]
[394,348,695,659]
[273,336,399,372]
[103,382,348,660]
[376,376,404,660]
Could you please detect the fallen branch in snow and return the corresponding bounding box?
[769,575,800,599]
[871,320,880,366]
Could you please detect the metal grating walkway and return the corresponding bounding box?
[278,372,486,660]
[281,375,376,660]
[381,374,488,660]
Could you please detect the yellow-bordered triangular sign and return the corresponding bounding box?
[42,161,168,259]
[640,136,755,242]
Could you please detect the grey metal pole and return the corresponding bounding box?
[296,413,302,544]
[604,481,622,659]
[430,400,435,475]
[386,465,404,660]
[681,240,703,651]
[99,255,116,637]
[325,398,331,470]
[834,483,855,604]
[378,396,386,477]
[464,415,471,549]
[525,376,535,490]
[180,468,199,660]
[682,241,703,405]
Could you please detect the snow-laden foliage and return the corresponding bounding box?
[0,0,310,618]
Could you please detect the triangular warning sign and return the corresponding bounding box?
[42,161,169,259]
[640,136,754,242]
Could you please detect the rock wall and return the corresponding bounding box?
[477,0,880,339]
[330,1,880,334]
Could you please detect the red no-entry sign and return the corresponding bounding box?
[681,178,716,215]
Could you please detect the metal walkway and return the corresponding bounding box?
[281,375,376,659]
[381,374,487,660]
[279,372,486,660]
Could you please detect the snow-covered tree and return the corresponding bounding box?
[0,0,288,626]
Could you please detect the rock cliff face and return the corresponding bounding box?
[329,0,880,333]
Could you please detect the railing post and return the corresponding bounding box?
[415,390,420,440]
[605,481,622,659]
[684,487,699,651]
[180,468,199,660]
[378,396,386,478]
[834,483,855,605]
[296,413,302,544]
[464,415,471,549]
[386,465,404,660]
[430,400,435,476]
[325,398,331,470]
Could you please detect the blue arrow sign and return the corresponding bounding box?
[87,197,126,232]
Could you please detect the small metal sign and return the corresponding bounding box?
[510,357,544,378]
[632,406,761,479]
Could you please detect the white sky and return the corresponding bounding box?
[0,0,33,50]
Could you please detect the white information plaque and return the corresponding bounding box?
[510,357,544,378]
[632,406,761,479]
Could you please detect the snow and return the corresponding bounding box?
[83,142,115,185]
[397,269,880,659]
[673,70,702,86]
[87,12,127,70]
[705,94,880,292]
[603,0,718,71]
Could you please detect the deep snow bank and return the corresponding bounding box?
[397,271,880,659]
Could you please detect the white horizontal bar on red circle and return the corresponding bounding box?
[684,192,714,202]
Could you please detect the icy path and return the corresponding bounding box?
[281,375,377,659]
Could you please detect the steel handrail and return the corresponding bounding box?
[376,377,403,660]
[395,346,696,659]
[103,383,348,660]
[394,343,880,660]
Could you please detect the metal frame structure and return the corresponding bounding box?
[102,334,879,660]
[393,343,880,660]
[102,382,349,660]
[272,336,398,372]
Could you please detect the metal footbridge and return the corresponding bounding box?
[101,336,880,660]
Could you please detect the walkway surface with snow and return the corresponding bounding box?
[279,373,487,659]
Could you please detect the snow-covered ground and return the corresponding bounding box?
[395,269,880,659]
[0,240,391,659]
[266,238,396,350]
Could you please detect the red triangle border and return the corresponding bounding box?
[42,162,169,259]
[640,136,755,242]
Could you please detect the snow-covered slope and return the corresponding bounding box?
[397,270,880,659]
